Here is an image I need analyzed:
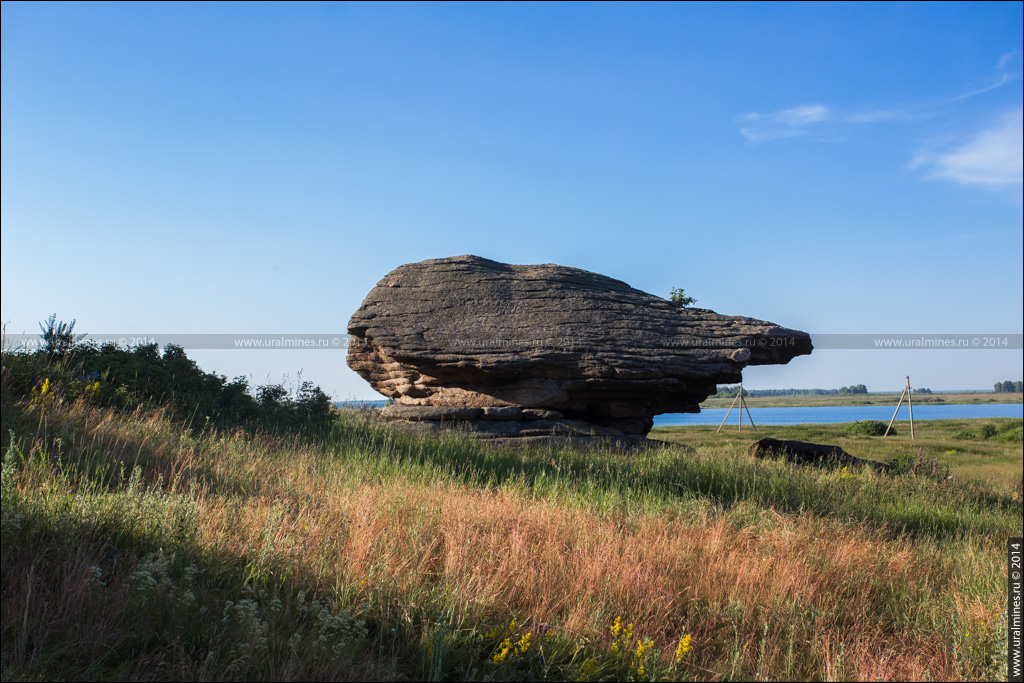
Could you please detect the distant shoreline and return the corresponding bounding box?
[699,392,1023,409]
[339,392,1024,410]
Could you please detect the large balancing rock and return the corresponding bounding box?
[347,255,812,437]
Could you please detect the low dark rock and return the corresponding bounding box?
[748,438,891,472]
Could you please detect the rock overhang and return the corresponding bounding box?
[347,255,812,440]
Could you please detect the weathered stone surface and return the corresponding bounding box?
[379,405,482,421]
[348,255,812,439]
[521,408,564,420]
[388,418,624,438]
[487,435,679,451]
[748,438,891,472]
[481,406,523,420]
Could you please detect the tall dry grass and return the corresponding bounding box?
[2,389,1017,681]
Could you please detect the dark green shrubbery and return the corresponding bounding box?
[843,419,894,437]
[2,318,335,437]
[995,419,1023,443]
[968,420,1023,443]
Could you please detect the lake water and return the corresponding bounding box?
[340,400,1022,426]
[653,403,1023,427]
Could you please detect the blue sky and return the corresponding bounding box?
[2,1,1022,398]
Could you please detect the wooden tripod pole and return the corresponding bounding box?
[717,389,742,433]
[906,376,914,439]
[884,383,908,437]
[741,386,757,432]
[737,382,743,432]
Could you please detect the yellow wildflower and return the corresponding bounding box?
[492,638,513,663]
[32,378,53,406]
[518,632,532,654]
[675,634,692,662]
[610,616,622,637]
[632,638,654,677]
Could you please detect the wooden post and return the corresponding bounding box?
[906,376,914,439]
[717,389,741,433]
[741,388,758,432]
[884,384,908,437]
[738,382,743,432]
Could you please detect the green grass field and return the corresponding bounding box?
[2,391,1020,681]
[652,418,1023,495]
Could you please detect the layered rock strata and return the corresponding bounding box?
[347,255,812,441]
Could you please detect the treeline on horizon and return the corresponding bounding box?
[713,384,870,398]
[994,380,1024,393]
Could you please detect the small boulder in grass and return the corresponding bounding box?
[748,438,891,472]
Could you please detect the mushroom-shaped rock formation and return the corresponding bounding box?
[347,255,812,442]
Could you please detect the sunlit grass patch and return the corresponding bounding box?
[2,373,1020,680]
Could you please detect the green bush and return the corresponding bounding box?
[996,419,1023,443]
[979,424,998,439]
[2,318,336,438]
[952,429,977,441]
[843,420,894,437]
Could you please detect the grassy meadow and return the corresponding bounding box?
[652,419,1023,495]
[2,352,1022,681]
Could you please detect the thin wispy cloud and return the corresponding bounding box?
[738,52,1022,143]
[911,109,1023,187]
[739,104,900,140]
[775,104,830,125]
[737,124,809,142]
[843,110,897,124]
[940,50,1023,104]
[738,104,900,141]
[740,104,829,141]
[997,49,1021,71]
